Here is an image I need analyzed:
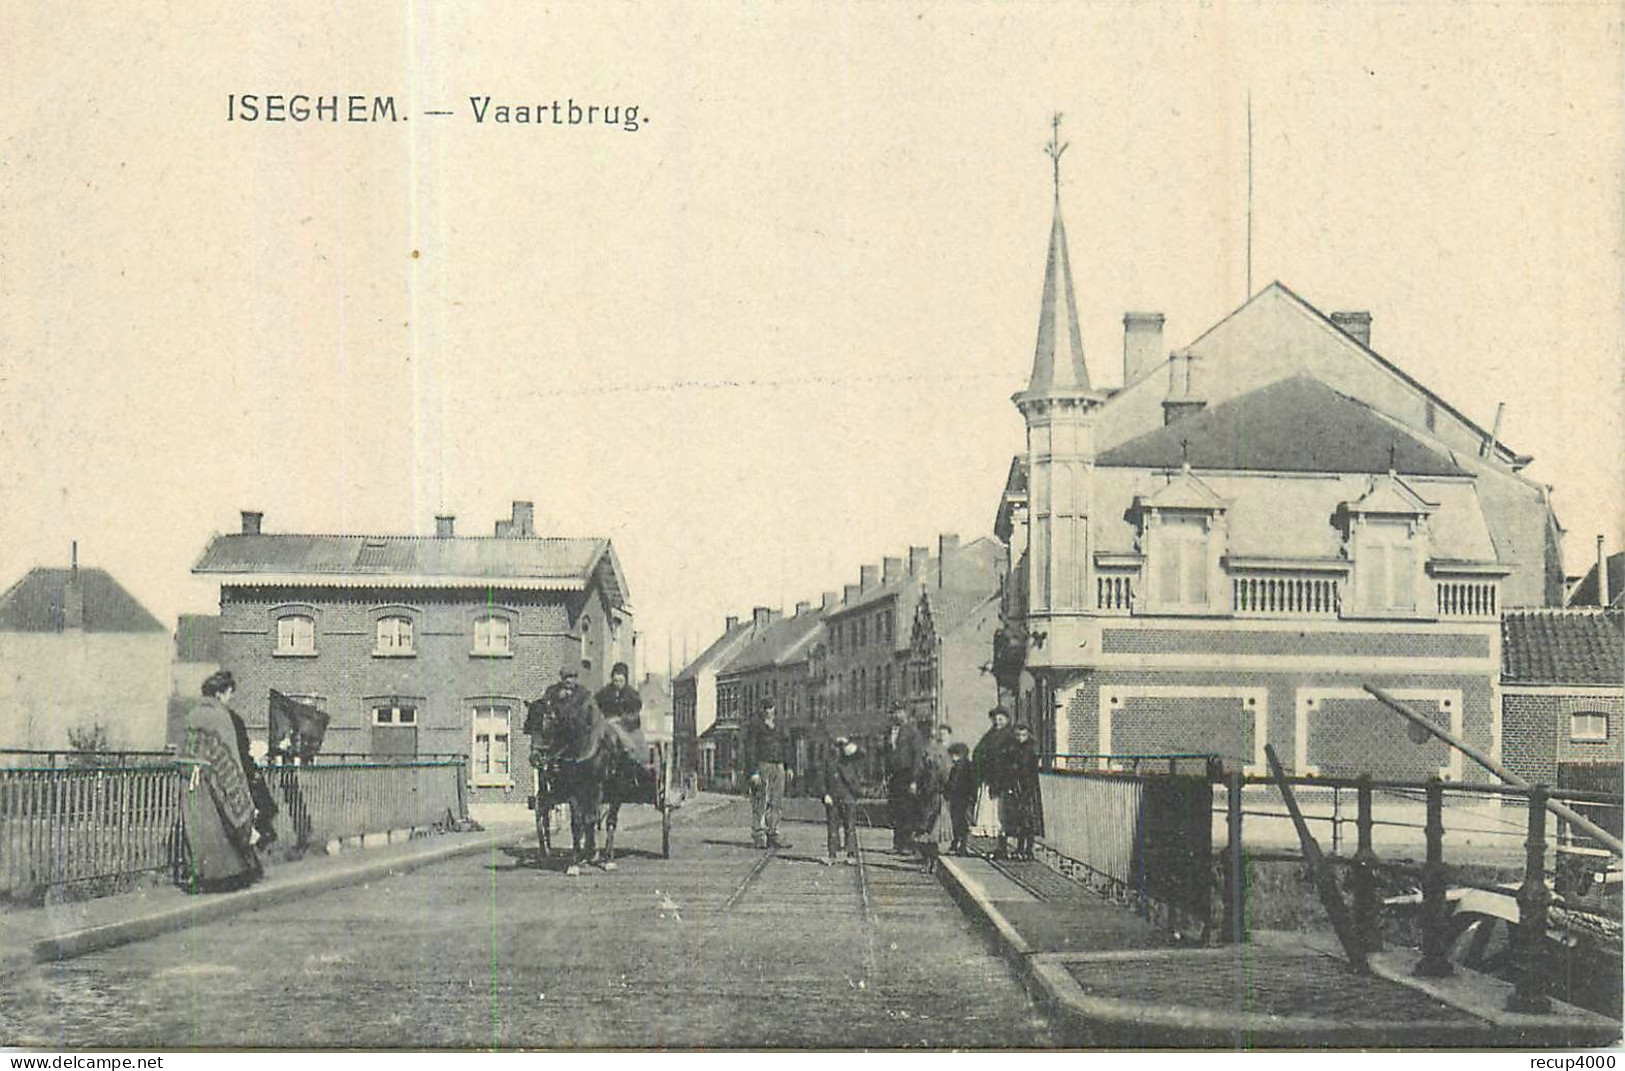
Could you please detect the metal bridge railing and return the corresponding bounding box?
[0,755,470,900]
[0,760,188,895]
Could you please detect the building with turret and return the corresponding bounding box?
[996,159,1560,780]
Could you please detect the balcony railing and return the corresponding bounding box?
[1436,579,1498,618]
[1096,573,1134,612]
[1233,574,1341,616]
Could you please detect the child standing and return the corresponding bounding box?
[822,736,863,865]
[943,742,977,857]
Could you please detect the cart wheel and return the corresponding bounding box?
[662,805,672,859]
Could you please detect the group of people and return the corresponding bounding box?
[738,696,1044,869]
[880,703,1044,869]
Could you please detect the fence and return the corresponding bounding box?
[1033,756,1621,1015]
[262,760,468,847]
[0,758,189,895]
[0,751,469,900]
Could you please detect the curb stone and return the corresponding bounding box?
[933,854,1619,1049]
[4,795,731,980]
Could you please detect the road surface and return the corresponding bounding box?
[3,798,1058,1049]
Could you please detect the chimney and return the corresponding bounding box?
[1599,535,1610,607]
[752,606,773,629]
[908,546,930,576]
[725,614,740,632]
[883,556,903,583]
[821,591,838,611]
[860,564,879,590]
[511,500,535,538]
[240,511,263,535]
[1162,350,1206,426]
[795,600,811,617]
[1122,312,1166,385]
[435,514,456,538]
[843,583,861,604]
[495,520,512,537]
[1482,403,1506,459]
[63,542,84,631]
[938,533,960,588]
[1330,311,1372,348]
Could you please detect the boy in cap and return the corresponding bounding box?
[820,735,863,864]
[943,741,976,856]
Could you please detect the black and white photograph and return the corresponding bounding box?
[0,1,1620,1056]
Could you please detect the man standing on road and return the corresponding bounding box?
[744,697,793,849]
[884,702,924,853]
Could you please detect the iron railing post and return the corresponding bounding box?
[1415,777,1453,977]
[1351,774,1382,954]
[1508,784,1553,1014]
[1221,770,1247,944]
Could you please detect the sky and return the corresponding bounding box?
[1,2,1620,674]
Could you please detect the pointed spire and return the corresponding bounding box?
[1026,115,1092,396]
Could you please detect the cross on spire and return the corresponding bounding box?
[1044,112,1069,198]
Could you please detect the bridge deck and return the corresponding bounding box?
[1,798,1057,1049]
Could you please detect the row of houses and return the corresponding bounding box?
[672,535,1007,790]
[668,184,1621,792]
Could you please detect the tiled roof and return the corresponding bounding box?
[1568,553,1625,609]
[919,589,998,637]
[194,533,625,604]
[1097,375,1470,477]
[174,613,222,662]
[673,622,754,683]
[832,537,1005,618]
[1501,609,1624,686]
[1088,467,1499,563]
[721,611,825,675]
[0,568,165,633]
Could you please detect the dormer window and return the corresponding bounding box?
[1153,515,1210,607]
[1132,467,1227,615]
[1355,520,1417,613]
[1341,474,1435,618]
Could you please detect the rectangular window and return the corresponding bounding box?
[471,704,512,785]
[858,618,867,646]
[1359,523,1418,613]
[374,616,414,655]
[276,614,316,654]
[1153,517,1209,608]
[372,703,417,726]
[473,616,511,655]
[1571,712,1609,742]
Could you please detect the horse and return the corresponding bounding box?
[527,693,627,876]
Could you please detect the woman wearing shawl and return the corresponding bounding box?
[178,670,266,892]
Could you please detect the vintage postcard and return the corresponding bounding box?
[0,1,1620,1056]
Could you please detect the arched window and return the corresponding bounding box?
[375,615,414,655]
[473,615,511,656]
[276,614,315,655]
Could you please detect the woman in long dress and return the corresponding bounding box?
[177,671,264,893]
[912,724,955,871]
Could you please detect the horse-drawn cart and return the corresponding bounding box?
[529,737,682,868]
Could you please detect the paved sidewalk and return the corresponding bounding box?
[936,851,1621,1049]
[0,793,732,982]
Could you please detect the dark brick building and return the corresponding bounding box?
[1499,608,1623,788]
[192,501,633,803]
